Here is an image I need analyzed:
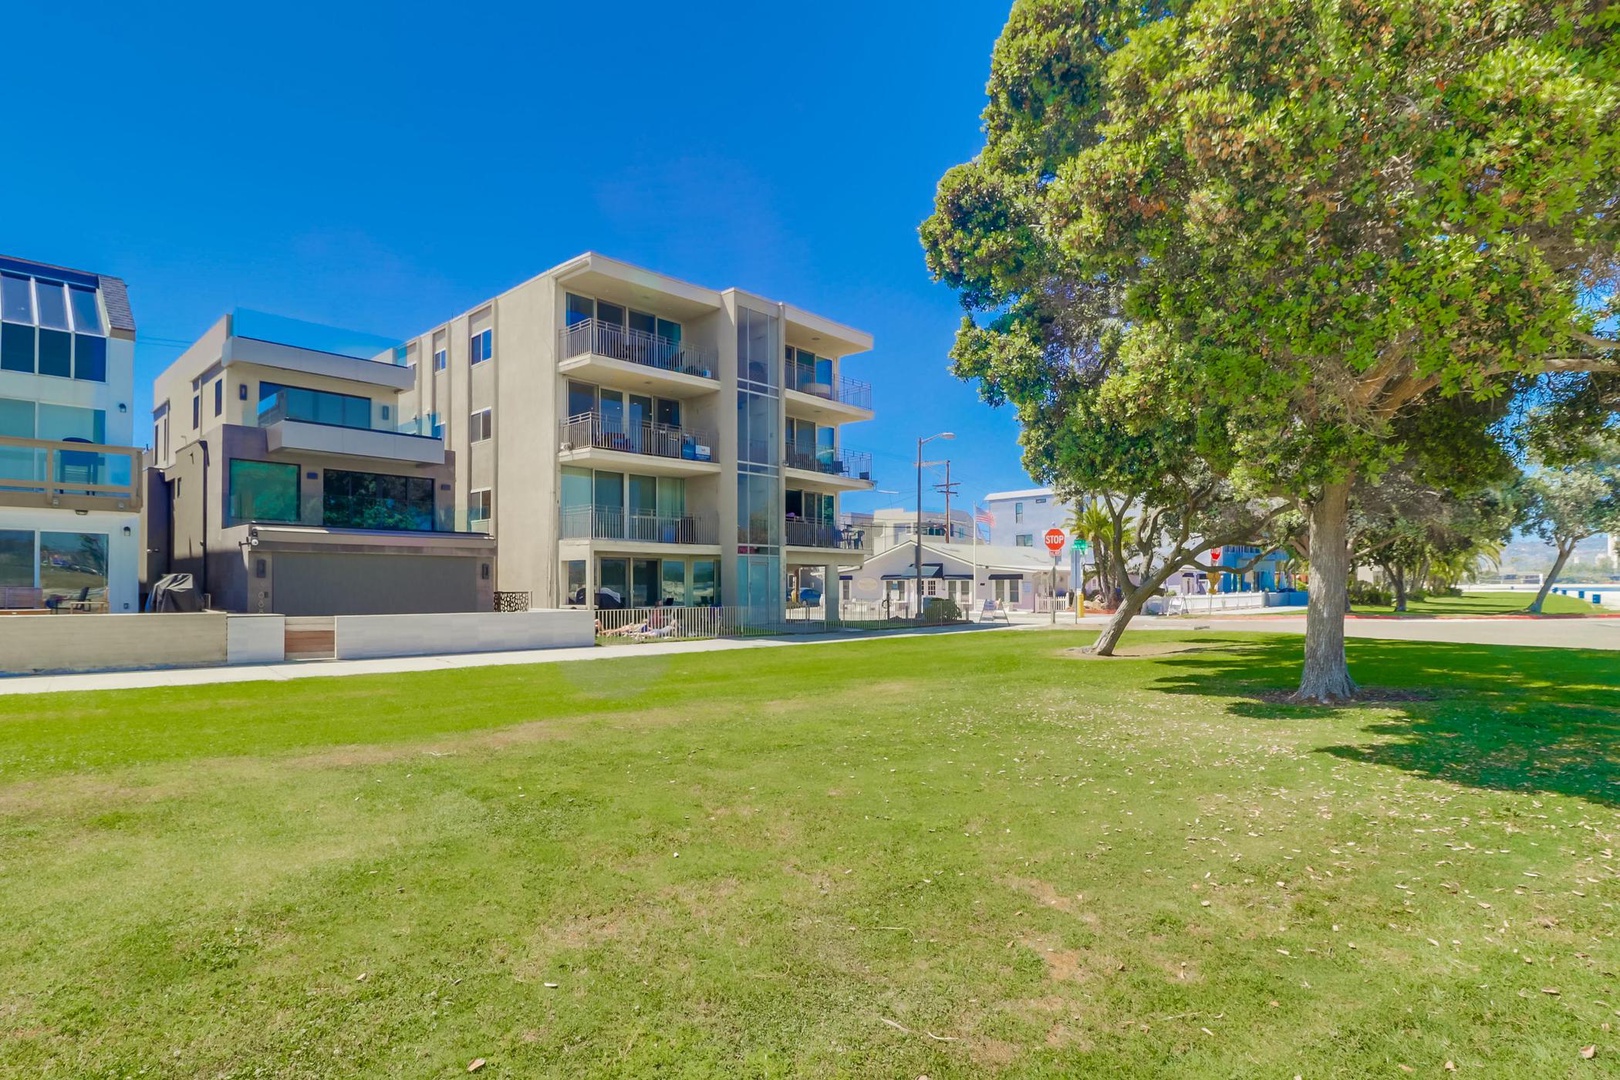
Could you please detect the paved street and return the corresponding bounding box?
[1046,612,1620,652]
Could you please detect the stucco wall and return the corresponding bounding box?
[332,609,594,660]
[0,612,227,675]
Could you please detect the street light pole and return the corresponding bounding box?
[916,431,954,619]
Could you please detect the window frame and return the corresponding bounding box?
[469,408,493,442]
[227,458,301,525]
[470,328,493,365]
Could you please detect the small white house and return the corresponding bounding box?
[843,540,1071,617]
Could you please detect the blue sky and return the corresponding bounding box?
[4,0,1034,514]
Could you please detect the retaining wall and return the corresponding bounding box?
[332,610,594,660]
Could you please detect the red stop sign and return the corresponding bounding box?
[1043,528,1067,555]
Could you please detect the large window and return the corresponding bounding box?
[468,488,491,528]
[469,408,492,441]
[39,532,108,600]
[564,559,587,605]
[0,530,32,587]
[692,559,719,606]
[258,382,372,430]
[323,469,436,531]
[0,274,106,381]
[470,328,492,364]
[229,459,300,523]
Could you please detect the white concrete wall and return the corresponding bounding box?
[226,614,285,664]
[332,609,594,660]
[0,612,227,674]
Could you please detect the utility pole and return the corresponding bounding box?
[916,433,954,619]
[933,461,960,543]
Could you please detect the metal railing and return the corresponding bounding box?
[783,518,865,549]
[788,370,873,410]
[0,435,142,510]
[559,413,715,463]
[784,443,873,481]
[559,319,716,379]
[559,506,719,545]
[595,605,748,641]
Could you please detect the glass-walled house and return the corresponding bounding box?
[142,311,496,615]
[0,254,142,613]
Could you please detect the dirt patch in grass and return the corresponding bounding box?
[1060,642,1231,659]
[1250,688,1438,706]
[1003,876,1097,920]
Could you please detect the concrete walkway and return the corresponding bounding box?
[3,612,1613,698]
[0,624,999,697]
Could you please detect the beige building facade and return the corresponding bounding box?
[395,253,874,618]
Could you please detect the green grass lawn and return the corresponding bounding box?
[1353,590,1602,617]
[1,631,1617,1077]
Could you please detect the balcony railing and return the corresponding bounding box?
[784,517,866,550]
[559,506,719,545]
[788,370,873,411]
[257,389,439,437]
[0,435,141,510]
[784,444,873,482]
[559,319,717,380]
[559,413,715,463]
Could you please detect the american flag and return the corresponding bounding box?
[974,505,994,526]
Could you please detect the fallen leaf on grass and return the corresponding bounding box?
[1543,988,1561,996]
[468,1060,485,1073]
[1581,1045,1597,1060]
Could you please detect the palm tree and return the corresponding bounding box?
[1069,502,1125,600]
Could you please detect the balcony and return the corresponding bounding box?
[783,444,874,491]
[559,506,719,547]
[558,413,720,477]
[784,370,874,423]
[558,319,719,396]
[0,435,142,512]
[785,517,866,551]
[257,390,445,465]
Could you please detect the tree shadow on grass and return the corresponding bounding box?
[1137,634,1620,808]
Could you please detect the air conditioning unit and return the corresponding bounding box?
[559,440,574,451]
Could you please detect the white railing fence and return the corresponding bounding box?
[593,605,750,641]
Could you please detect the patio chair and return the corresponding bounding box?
[46,587,91,613]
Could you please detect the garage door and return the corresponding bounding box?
[271,553,480,616]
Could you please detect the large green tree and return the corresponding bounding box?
[924,0,1620,699]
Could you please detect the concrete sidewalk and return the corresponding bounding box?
[0,623,1005,697]
[4,612,1613,698]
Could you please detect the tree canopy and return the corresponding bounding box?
[924,0,1620,698]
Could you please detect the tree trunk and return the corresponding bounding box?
[1294,479,1358,703]
[1528,545,1574,614]
[1391,565,1407,613]
[1091,562,1183,656]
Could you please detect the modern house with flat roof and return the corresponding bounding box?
[143,310,496,615]
[393,253,875,619]
[984,486,1077,549]
[0,255,143,614]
